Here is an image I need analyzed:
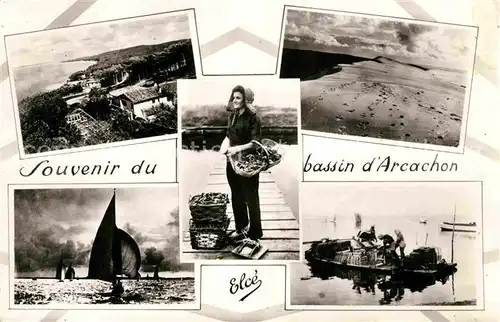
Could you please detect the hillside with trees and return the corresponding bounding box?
[68,39,195,87]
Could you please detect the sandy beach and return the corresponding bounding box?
[300,57,467,147]
[14,278,195,305]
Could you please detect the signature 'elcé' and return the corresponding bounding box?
[229,270,262,301]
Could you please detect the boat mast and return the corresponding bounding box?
[451,201,457,301]
[451,202,456,263]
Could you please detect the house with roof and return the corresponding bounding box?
[109,87,174,121]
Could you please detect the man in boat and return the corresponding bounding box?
[377,233,399,265]
[357,225,377,243]
[394,229,406,263]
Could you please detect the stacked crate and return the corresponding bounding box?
[188,192,230,250]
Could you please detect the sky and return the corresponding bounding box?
[5,12,191,68]
[14,187,181,266]
[284,9,477,70]
[178,78,301,109]
[301,181,481,221]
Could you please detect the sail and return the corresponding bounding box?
[55,259,65,280]
[65,266,75,280]
[87,193,117,281]
[87,192,142,281]
[116,228,141,278]
[153,265,159,280]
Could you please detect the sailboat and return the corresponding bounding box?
[87,190,141,282]
[153,265,160,281]
[354,213,362,228]
[55,258,66,281]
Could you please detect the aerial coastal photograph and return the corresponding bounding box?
[5,10,199,155]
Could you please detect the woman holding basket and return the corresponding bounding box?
[220,85,263,245]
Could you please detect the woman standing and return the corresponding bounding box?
[220,85,263,244]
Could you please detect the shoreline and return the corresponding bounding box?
[417,299,477,306]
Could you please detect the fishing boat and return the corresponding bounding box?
[304,238,457,278]
[419,216,427,224]
[440,221,477,233]
[87,190,141,283]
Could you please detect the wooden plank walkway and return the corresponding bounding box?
[182,158,300,260]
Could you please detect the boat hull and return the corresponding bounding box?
[305,250,455,277]
[440,223,476,233]
[304,240,457,278]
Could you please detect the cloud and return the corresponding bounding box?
[13,187,188,272]
[284,9,476,68]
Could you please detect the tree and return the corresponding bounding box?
[62,123,83,145]
[68,70,86,81]
[20,92,69,138]
[144,247,165,265]
[83,88,112,120]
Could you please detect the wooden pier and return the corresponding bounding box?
[182,158,300,260]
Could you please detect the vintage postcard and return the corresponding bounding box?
[4,9,202,159]
[277,6,478,153]
[288,181,483,310]
[8,184,198,309]
[0,0,498,321]
[177,77,301,262]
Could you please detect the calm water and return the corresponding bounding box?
[292,214,479,306]
[12,60,96,101]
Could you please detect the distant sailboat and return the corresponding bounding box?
[153,265,160,281]
[354,213,362,228]
[65,264,75,281]
[87,190,141,282]
[55,258,66,281]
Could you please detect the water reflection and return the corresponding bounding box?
[307,262,456,305]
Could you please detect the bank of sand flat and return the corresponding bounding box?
[301,57,467,147]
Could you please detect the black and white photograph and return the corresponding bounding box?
[10,185,196,308]
[289,181,483,308]
[177,78,301,261]
[5,9,201,158]
[278,6,478,152]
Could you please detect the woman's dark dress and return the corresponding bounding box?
[226,108,263,240]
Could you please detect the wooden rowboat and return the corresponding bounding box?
[440,221,477,233]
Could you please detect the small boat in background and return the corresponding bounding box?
[419,216,427,224]
[440,221,477,233]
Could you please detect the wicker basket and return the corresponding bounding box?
[228,139,283,177]
[260,138,283,170]
[188,192,229,221]
[189,217,230,250]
